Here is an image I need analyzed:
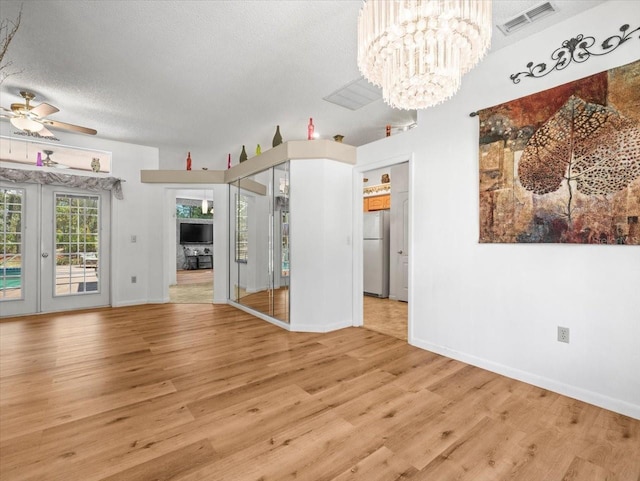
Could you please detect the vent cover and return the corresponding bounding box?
[497,1,557,35]
[324,77,381,111]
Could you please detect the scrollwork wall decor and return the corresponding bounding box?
[510,24,639,84]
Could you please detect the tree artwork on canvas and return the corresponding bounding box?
[478,60,640,245]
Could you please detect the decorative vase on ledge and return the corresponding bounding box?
[239,145,248,163]
[272,125,283,147]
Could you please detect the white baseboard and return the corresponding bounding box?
[227,301,291,331]
[111,298,149,307]
[293,319,354,333]
[410,337,640,420]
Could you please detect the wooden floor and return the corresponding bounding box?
[1,304,638,481]
[169,269,214,303]
[175,269,213,285]
[238,287,290,322]
[363,295,408,341]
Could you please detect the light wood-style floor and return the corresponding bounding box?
[237,287,290,322]
[176,269,213,285]
[1,304,638,481]
[363,295,408,341]
[169,269,214,303]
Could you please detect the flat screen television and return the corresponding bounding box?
[180,223,213,244]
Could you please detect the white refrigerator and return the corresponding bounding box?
[363,210,390,298]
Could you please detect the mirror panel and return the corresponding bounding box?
[228,180,241,302]
[272,162,290,322]
[229,162,290,323]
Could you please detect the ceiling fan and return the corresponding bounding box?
[40,150,69,169]
[0,90,97,137]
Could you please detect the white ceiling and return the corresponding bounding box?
[0,0,605,168]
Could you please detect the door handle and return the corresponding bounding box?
[397,250,403,254]
[41,252,49,258]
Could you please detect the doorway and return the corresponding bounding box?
[358,160,410,341]
[1,182,111,316]
[168,189,214,304]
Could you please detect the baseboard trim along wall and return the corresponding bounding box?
[293,319,354,333]
[410,337,640,420]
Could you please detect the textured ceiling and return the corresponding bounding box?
[0,0,605,168]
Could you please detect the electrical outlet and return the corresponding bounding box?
[131,235,137,243]
[557,326,570,343]
[131,276,137,284]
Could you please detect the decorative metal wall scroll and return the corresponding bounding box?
[510,24,639,84]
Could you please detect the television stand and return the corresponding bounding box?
[185,254,212,270]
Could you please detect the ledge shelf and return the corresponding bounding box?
[140,140,356,185]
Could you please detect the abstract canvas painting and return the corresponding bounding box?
[478,60,640,244]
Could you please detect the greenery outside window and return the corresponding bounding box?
[0,188,23,299]
[176,202,213,219]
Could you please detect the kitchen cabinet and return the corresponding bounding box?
[364,194,390,211]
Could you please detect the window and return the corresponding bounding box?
[54,193,100,296]
[0,188,23,300]
[235,194,248,263]
[176,203,213,219]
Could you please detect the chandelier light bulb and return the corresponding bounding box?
[357,0,492,110]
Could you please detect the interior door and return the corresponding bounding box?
[396,191,409,302]
[40,186,110,312]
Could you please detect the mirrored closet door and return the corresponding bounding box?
[229,161,290,323]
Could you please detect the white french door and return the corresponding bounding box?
[0,183,110,316]
[40,185,110,312]
[0,183,38,316]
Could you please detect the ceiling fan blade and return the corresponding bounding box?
[44,119,97,135]
[30,102,59,118]
[38,126,55,137]
[1,105,13,113]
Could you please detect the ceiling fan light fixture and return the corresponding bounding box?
[357,0,492,110]
[10,115,44,133]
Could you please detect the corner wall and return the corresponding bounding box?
[356,1,640,418]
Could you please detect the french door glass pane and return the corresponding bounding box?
[54,193,100,296]
[0,188,24,300]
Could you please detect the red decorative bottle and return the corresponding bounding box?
[307,118,314,140]
[186,152,192,171]
[227,153,231,169]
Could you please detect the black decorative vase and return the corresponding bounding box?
[239,145,248,163]
[272,125,283,147]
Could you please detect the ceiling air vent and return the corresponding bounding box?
[324,77,381,111]
[497,1,557,35]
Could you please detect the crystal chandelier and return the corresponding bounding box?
[357,0,492,110]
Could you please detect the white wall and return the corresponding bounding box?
[213,183,229,303]
[356,1,640,418]
[363,166,391,187]
[0,122,163,307]
[291,159,353,332]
